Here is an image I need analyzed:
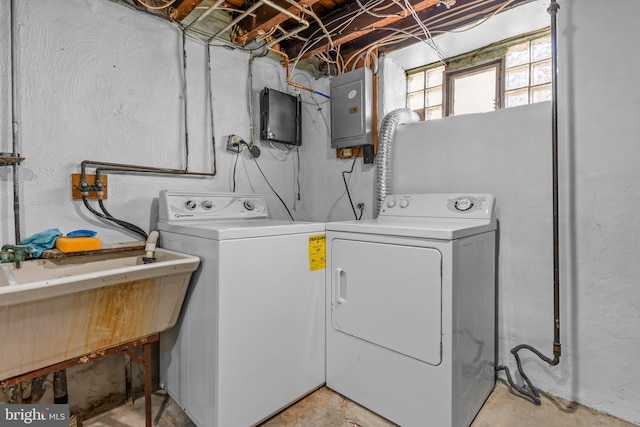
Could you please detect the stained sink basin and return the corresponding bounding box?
[0,248,199,380]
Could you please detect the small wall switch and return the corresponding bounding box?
[341,147,353,157]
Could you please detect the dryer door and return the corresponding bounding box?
[331,239,442,365]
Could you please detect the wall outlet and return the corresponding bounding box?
[341,147,353,157]
[226,135,244,153]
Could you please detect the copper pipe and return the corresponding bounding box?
[268,48,316,94]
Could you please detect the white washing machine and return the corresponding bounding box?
[157,191,325,427]
[326,193,496,427]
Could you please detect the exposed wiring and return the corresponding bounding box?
[341,158,359,220]
[281,0,335,50]
[137,0,177,10]
[292,0,512,72]
[291,72,331,137]
[355,0,408,19]
[232,145,241,192]
[404,0,446,63]
[247,53,260,146]
[266,141,293,160]
[437,0,518,34]
[180,29,190,171]
[205,42,218,177]
[290,6,364,71]
[253,157,295,221]
[268,48,331,98]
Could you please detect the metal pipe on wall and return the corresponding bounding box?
[549,0,561,360]
[10,0,21,244]
[496,0,561,405]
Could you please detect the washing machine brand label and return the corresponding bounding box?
[308,234,326,271]
[174,214,194,218]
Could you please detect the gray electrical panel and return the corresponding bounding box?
[330,68,373,149]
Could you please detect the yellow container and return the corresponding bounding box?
[55,236,101,253]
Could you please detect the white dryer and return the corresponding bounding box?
[157,191,325,427]
[326,193,496,427]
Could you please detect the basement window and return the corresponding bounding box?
[406,29,551,120]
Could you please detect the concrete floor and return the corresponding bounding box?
[83,381,638,427]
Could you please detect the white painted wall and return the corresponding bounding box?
[4,0,638,423]
[0,0,370,249]
[381,0,640,424]
[0,0,371,413]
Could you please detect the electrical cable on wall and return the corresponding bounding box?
[253,157,295,221]
[232,144,241,192]
[342,158,362,221]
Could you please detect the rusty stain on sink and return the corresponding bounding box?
[0,248,199,380]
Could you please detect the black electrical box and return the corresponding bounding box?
[260,88,302,146]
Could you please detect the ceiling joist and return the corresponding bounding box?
[235,0,321,46]
[281,0,439,59]
[128,0,535,72]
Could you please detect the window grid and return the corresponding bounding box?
[406,65,444,120]
[505,35,552,108]
[406,31,552,121]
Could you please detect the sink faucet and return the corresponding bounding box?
[0,245,37,269]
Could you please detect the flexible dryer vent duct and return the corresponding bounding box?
[375,108,421,217]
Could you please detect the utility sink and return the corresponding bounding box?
[0,248,199,380]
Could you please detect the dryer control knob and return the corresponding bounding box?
[400,199,410,208]
[202,200,213,210]
[243,200,255,211]
[386,199,397,208]
[185,200,197,210]
[454,198,474,211]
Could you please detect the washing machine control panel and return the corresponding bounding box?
[159,190,268,222]
[380,194,495,219]
[453,197,474,211]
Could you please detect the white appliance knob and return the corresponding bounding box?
[185,200,197,210]
[202,200,213,210]
[243,200,255,211]
[386,199,397,208]
[455,198,473,211]
[400,199,410,208]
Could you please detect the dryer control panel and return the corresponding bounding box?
[159,190,268,222]
[380,193,495,220]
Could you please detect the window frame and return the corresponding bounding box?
[405,27,551,121]
[444,58,504,117]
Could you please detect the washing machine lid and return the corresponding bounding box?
[158,219,324,240]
